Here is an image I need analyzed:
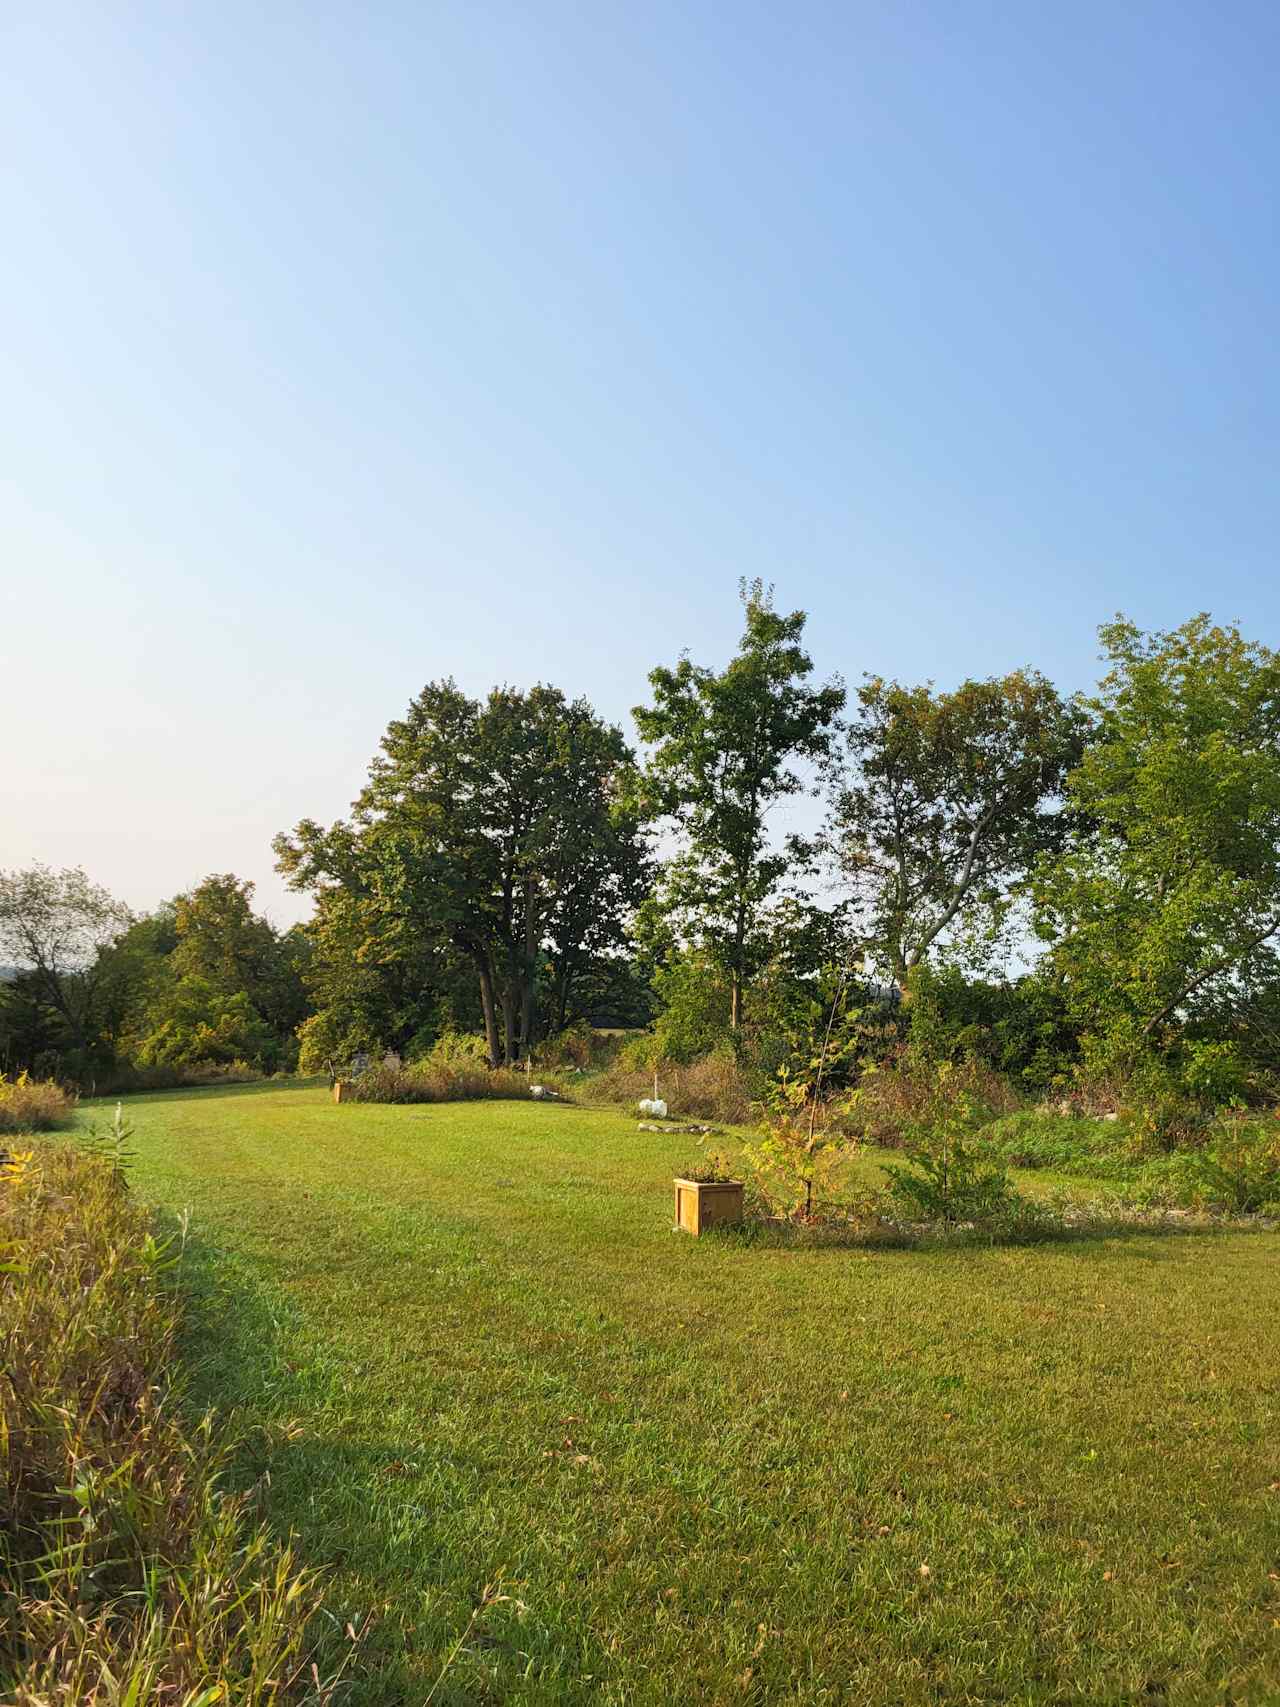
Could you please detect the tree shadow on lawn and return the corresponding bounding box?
[162,1218,573,1702]
[81,1075,330,1109]
[718,1208,1275,1260]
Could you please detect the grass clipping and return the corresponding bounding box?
[0,1141,322,1704]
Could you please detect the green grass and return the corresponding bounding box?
[88,1081,1280,1705]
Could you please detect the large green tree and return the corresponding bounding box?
[121,875,309,1072]
[634,582,845,1030]
[827,671,1085,984]
[0,865,133,1077]
[1034,615,1280,1061]
[275,681,650,1067]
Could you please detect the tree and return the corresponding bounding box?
[1034,615,1280,1062]
[120,876,309,1073]
[0,866,133,1073]
[275,681,650,1067]
[634,581,844,1030]
[827,671,1084,984]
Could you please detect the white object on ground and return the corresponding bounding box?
[638,1097,669,1119]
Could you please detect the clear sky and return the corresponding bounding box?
[3,1,1278,926]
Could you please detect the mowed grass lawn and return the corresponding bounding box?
[87,1082,1280,1706]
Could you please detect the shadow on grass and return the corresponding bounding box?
[159,1218,470,1703]
[80,1076,330,1109]
[715,1207,1275,1257]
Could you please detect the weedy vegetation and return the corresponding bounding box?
[0,1072,75,1135]
[0,1127,337,1705]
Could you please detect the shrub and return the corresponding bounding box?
[593,1046,756,1125]
[91,1059,262,1097]
[877,1059,1018,1226]
[740,1108,850,1220]
[529,1025,625,1072]
[413,1029,492,1067]
[0,1138,323,1701]
[0,1072,75,1134]
[346,1060,571,1104]
[846,1046,1020,1147]
[1173,1115,1280,1213]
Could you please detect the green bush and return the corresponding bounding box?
[1173,1117,1280,1213]
[879,1060,1018,1226]
[1180,1040,1252,1109]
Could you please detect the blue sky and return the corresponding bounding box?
[3,1,1278,923]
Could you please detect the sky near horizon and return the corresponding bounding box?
[3,1,1279,926]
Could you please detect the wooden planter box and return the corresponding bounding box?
[333,1080,353,1104]
[673,1177,744,1236]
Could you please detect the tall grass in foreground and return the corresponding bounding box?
[0,1073,75,1135]
[0,1140,327,1704]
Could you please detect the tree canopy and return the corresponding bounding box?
[275,680,650,1066]
[1034,615,1280,1065]
[634,581,845,1029]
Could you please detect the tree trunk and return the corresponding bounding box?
[500,982,518,1067]
[517,879,538,1059]
[475,955,501,1068]
[730,889,748,1031]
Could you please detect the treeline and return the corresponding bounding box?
[0,870,308,1090]
[5,585,1280,1112]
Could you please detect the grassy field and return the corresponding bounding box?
[87,1082,1280,1705]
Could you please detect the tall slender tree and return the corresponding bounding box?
[634,582,844,1030]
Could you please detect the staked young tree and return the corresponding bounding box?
[275,680,650,1067]
[633,582,845,1031]
[827,671,1085,984]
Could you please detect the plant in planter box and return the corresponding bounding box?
[673,1146,744,1235]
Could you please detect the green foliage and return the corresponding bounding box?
[903,963,1077,1089]
[1036,614,1280,1065]
[277,680,650,1067]
[740,1104,849,1220]
[131,976,279,1069]
[1180,1039,1251,1108]
[0,865,134,1081]
[1172,1116,1280,1213]
[877,1059,1017,1225]
[829,671,1084,981]
[296,1003,379,1079]
[648,949,732,1062]
[634,582,844,1029]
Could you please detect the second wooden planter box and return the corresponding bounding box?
[673,1177,745,1236]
